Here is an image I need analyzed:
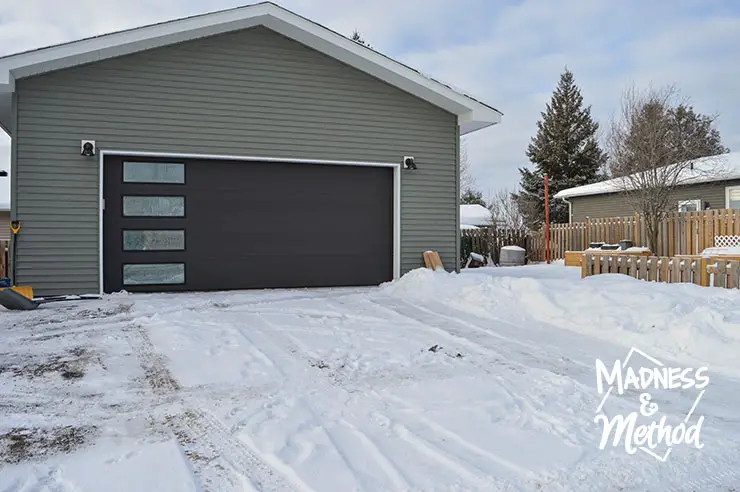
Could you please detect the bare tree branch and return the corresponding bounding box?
[606,84,729,251]
[488,188,527,232]
[460,139,476,194]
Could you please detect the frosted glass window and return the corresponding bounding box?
[678,200,701,213]
[123,196,184,216]
[728,187,740,209]
[123,264,185,285]
[123,162,184,183]
[123,230,185,251]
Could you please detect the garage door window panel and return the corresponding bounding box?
[123,196,185,217]
[123,162,185,184]
[123,263,185,285]
[123,230,186,251]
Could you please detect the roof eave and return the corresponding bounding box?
[0,3,501,137]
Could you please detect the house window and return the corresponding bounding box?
[678,199,701,212]
[123,162,185,183]
[123,196,185,217]
[123,263,185,285]
[726,186,740,209]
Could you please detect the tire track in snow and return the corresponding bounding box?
[123,322,180,394]
[390,421,499,490]
[382,394,538,481]
[654,447,740,492]
[337,419,411,491]
[232,313,425,492]
[239,300,529,490]
[124,320,301,492]
[166,406,302,492]
[365,297,580,381]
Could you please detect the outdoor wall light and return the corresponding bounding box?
[0,170,7,177]
[81,140,96,157]
[403,156,417,170]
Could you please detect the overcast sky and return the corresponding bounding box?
[1,0,739,197]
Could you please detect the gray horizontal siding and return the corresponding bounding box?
[0,211,8,241]
[570,179,740,222]
[15,26,457,295]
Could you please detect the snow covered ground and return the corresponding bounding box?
[1,265,740,491]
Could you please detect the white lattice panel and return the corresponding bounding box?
[714,235,740,248]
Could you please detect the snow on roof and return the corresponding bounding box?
[0,2,501,137]
[460,204,492,226]
[554,152,740,200]
[0,149,8,211]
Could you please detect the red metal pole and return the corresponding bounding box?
[544,174,551,264]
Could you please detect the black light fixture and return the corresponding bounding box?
[403,156,417,170]
[80,140,96,157]
[0,170,7,177]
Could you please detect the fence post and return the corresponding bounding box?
[699,257,710,287]
[716,260,727,288]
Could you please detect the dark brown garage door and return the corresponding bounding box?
[103,155,393,293]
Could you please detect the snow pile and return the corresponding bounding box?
[622,246,650,252]
[460,204,492,227]
[702,246,740,256]
[379,266,740,377]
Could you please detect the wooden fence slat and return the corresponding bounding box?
[659,256,669,283]
[728,261,737,289]
[636,256,646,279]
[628,256,638,278]
[647,257,657,282]
[670,256,680,283]
[715,260,727,288]
[617,255,627,275]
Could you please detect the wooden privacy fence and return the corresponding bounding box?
[581,253,740,289]
[544,209,740,260]
[1,241,8,279]
[460,228,528,266]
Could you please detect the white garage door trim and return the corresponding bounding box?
[98,149,401,295]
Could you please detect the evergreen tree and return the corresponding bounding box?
[667,104,729,158]
[611,101,730,178]
[517,68,607,227]
[460,189,486,207]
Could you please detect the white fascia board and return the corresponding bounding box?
[0,15,271,82]
[0,3,501,136]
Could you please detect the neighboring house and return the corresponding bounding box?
[0,2,501,296]
[554,152,740,223]
[460,204,492,228]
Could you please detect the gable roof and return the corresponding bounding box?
[0,2,501,137]
[554,152,740,200]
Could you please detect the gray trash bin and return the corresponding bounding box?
[499,246,526,266]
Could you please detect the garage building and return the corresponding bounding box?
[0,2,501,295]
